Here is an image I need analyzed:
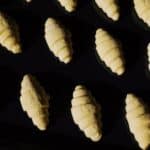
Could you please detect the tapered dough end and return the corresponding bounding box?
[39,126,47,131]
[125,93,143,106]
[33,116,49,131]
[141,137,150,150]
[133,0,150,27]
[11,44,22,54]
[125,93,136,104]
[95,0,120,21]
[63,56,72,64]
[45,18,56,27]
[71,85,91,106]
[64,4,76,12]
[37,121,48,131]
[59,49,72,64]
[58,0,77,12]
[125,93,147,115]
[21,74,32,85]
[3,40,22,54]
[91,133,102,142]
[34,119,48,131]
[96,28,104,35]
[75,85,85,90]
[112,13,119,21]
[116,67,125,76]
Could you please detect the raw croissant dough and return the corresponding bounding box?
[147,43,150,71]
[20,74,50,131]
[44,18,73,64]
[0,12,21,54]
[95,28,125,76]
[57,0,77,12]
[71,85,102,142]
[125,94,150,150]
[133,0,150,27]
[95,0,120,21]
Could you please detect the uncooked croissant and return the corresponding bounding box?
[44,18,73,64]
[95,28,125,76]
[147,43,150,71]
[20,74,50,131]
[95,0,120,21]
[57,0,77,12]
[0,12,21,54]
[125,94,150,150]
[71,85,102,142]
[133,0,150,27]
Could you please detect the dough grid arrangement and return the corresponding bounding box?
[0,0,150,150]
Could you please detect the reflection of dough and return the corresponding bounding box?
[57,0,77,12]
[0,13,21,54]
[125,94,150,150]
[44,18,73,64]
[95,28,125,76]
[95,0,120,21]
[20,74,50,131]
[147,43,150,71]
[71,85,102,142]
[134,0,150,27]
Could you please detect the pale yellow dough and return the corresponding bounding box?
[125,94,150,150]
[44,18,73,64]
[20,74,50,131]
[95,28,125,76]
[0,12,21,54]
[71,85,102,142]
[134,0,150,27]
[57,0,77,12]
[95,0,120,21]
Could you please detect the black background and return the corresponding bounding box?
[0,0,150,149]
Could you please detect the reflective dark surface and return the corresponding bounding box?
[0,0,149,149]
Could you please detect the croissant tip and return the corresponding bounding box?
[126,93,134,97]
[116,67,125,76]
[91,134,102,142]
[11,46,22,54]
[126,93,135,103]
[38,126,47,131]
[112,14,119,21]
[75,85,84,90]
[45,18,56,26]
[23,74,32,79]
[63,56,72,64]
[66,7,76,12]
[96,28,104,33]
